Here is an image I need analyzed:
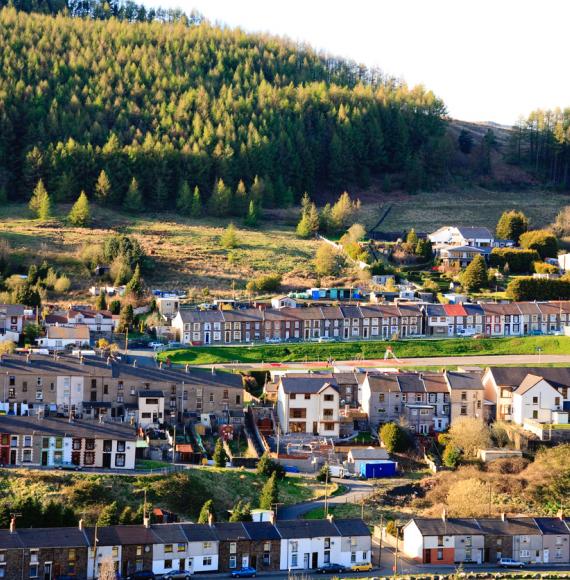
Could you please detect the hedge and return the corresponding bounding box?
[489,248,540,273]
[506,276,570,301]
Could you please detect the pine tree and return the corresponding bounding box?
[190,186,203,218]
[153,177,168,210]
[250,175,265,205]
[198,499,214,524]
[125,264,143,299]
[29,179,49,218]
[496,210,529,243]
[95,170,111,204]
[96,289,107,311]
[123,177,143,213]
[406,228,418,248]
[330,191,357,232]
[118,303,134,332]
[244,200,259,227]
[176,180,193,215]
[68,191,90,226]
[212,438,228,467]
[38,190,52,221]
[296,201,320,238]
[208,178,232,216]
[229,500,252,522]
[118,506,134,525]
[259,471,279,510]
[220,223,238,249]
[97,501,119,527]
[461,254,488,292]
[234,179,248,216]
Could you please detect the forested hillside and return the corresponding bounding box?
[0,7,448,212]
[508,108,570,188]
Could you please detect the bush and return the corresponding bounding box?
[533,262,559,274]
[380,423,411,453]
[246,274,282,294]
[488,248,539,273]
[506,277,570,301]
[442,445,461,468]
[316,463,331,483]
[486,457,530,474]
[53,275,71,293]
[256,452,285,479]
[519,229,558,259]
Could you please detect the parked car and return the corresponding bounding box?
[149,342,164,350]
[230,567,257,578]
[499,557,525,568]
[316,563,347,574]
[351,562,372,572]
[57,461,82,471]
[161,570,193,579]
[127,572,156,580]
[167,341,183,348]
[283,465,300,473]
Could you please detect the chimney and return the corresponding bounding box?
[185,364,190,373]
[270,511,276,525]
[26,353,31,365]
[211,366,216,376]
[159,361,163,370]
[143,515,150,529]
[106,356,111,366]
[558,509,564,521]
[133,359,137,368]
[208,512,214,527]
[9,517,15,534]
[501,512,506,522]
[326,513,334,523]
[78,519,84,531]
[442,508,447,522]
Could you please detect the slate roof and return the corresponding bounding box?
[180,523,218,542]
[422,373,449,393]
[366,374,400,392]
[280,376,338,394]
[445,371,484,391]
[409,518,482,536]
[214,522,249,541]
[243,521,281,541]
[397,374,425,393]
[150,524,188,543]
[487,367,570,389]
[333,518,373,537]
[534,517,570,535]
[275,519,339,539]
[477,517,541,536]
[457,226,493,239]
[86,525,160,546]
[17,527,89,548]
[0,529,25,549]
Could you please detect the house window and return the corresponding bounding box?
[304,394,310,400]
[291,554,298,567]
[29,565,39,579]
[290,541,298,553]
[84,452,95,465]
[164,560,172,569]
[85,439,95,450]
[115,454,126,467]
[379,393,385,402]
[229,542,237,554]
[8,376,14,386]
[203,557,212,566]
[437,549,444,560]
[324,394,334,401]
[35,389,43,401]
[23,436,32,447]
[229,556,237,569]
[136,546,143,557]
[461,391,467,401]
[203,542,212,550]
[532,396,538,404]
[460,405,467,415]
[22,381,27,392]
[350,551,356,563]
[117,441,126,452]
[112,546,119,557]
[22,449,32,463]
[165,544,173,553]
[177,543,186,552]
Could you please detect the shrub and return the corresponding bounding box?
[495,210,529,242]
[519,229,558,259]
[488,248,539,273]
[506,277,570,301]
[442,445,461,468]
[380,423,411,453]
[533,261,559,274]
[246,274,282,294]
[53,275,71,293]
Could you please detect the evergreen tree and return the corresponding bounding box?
[229,500,252,522]
[118,303,134,332]
[458,129,474,154]
[38,191,52,221]
[118,506,134,525]
[95,170,111,204]
[316,463,331,483]
[96,289,107,311]
[29,179,50,218]
[296,198,319,239]
[234,179,248,216]
[496,210,529,243]
[97,501,119,527]
[220,223,238,249]
[330,191,358,232]
[461,254,488,292]
[190,186,203,218]
[319,203,333,234]
[176,180,193,215]
[212,438,228,467]
[250,175,265,205]
[244,200,259,227]
[415,238,433,261]
[259,472,279,510]
[123,177,143,213]
[406,228,418,248]
[68,191,90,226]
[125,264,143,299]
[153,177,168,210]
[198,499,214,524]
[208,178,232,216]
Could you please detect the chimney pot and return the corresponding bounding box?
[442,508,447,522]
[9,517,15,534]
[558,509,564,521]
[208,513,214,527]
[501,512,506,522]
[143,516,150,529]
[269,511,276,525]
[78,519,84,531]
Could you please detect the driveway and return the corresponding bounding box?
[278,478,374,519]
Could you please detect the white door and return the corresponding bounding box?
[242,555,249,568]
[544,549,549,563]
[187,558,194,572]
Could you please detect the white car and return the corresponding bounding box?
[149,342,164,350]
[499,557,525,568]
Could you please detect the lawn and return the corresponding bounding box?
[0,203,318,297]
[158,335,570,365]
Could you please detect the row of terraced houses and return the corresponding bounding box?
[0,517,371,579]
[172,301,570,345]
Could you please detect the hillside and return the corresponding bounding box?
[0,7,447,212]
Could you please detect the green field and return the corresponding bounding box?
[158,335,570,365]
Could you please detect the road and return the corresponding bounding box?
[278,479,374,519]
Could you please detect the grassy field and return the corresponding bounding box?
[0,203,318,297]
[367,189,567,233]
[158,335,570,365]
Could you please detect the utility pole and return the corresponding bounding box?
[125,327,129,356]
[378,514,384,565]
[324,467,329,517]
[393,525,399,579]
[91,523,99,579]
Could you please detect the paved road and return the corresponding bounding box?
[209,353,570,372]
[278,479,374,519]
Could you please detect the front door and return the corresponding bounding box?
[44,562,52,580]
[187,558,193,572]
[102,453,111,468]
[9,450,16,465]
[311,553,318,568]
[204,332,211,344]
[303,554,310,569]
[425,549,431,564]
[250,555,257,569]
[544,549,549,563]
[242,555,249,568]
[312,422,318,435]
[41,451,48,466]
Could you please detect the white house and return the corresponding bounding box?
[56,375,84,416]
[180,524,219,573]
[276,375,340,437]
[428,226,495,250]
[276,518,371,570]
[0,304,25,340]
[271,295,298,309]
[156,296,180,318]
[138,390,165,427]
[37,326,90,350]
[512,374,566,425]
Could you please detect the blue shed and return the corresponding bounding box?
[359,460,398,478]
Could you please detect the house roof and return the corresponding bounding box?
[0,416,138,440]
[139,390,165,398]
[534,517,570,535]
[213,522,249,541]
[46,326,90,340]
[17,527,89,548]
[515,374,549,396]
[242,521,281,540]
[86,525,160,546]
[457,226,493,239]
[477,517,540,536]
[180,523,218,542]
[366,374,400,393]
[0,529,25,549]
[425,304,446,317]
[280,376,338,395]
[348,447,390,461]
[445,371,484,391]
[397,374,425,393]
[150,523,188,544]
[408,518,482,536]
[422,373,449,393]
[275,519,339,539]
[487,366,570,389]
[333,518,371,537]
[0,304,25,317]
[443,304,468,317]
